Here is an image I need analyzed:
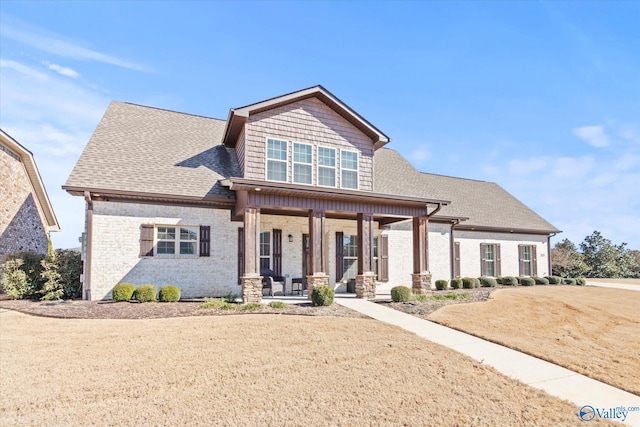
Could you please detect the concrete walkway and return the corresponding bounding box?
[335,296,640,426]
[587,281,640,292]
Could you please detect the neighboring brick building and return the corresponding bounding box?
[0,129,60,259]
[64,86,559,301]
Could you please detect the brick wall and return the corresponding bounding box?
[0,143,49,258]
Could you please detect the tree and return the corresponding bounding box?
[579,231,635,278]
[551,239,590,278]
[627,250,640,278]
[40,256,63,301]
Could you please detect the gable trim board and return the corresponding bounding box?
[64,86,560,300]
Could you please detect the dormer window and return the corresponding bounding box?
[266,138,287,182]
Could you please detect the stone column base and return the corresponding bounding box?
[241,274,263,303]
[412,273,432,295]
[356,272,377,300]
[306,273,329,300]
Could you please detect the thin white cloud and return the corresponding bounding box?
[408,146,432,163]
[2,15,149,72]
[43,61,80,78]
[0,59,48,81]
[572,125,611,148]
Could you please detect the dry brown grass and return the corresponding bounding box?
[0,310,617,426]
[429,286,640,396]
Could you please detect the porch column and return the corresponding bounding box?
[307,210,328,299]
[412,216,432,294]
[356,213,376,299]
[241,206,262,303]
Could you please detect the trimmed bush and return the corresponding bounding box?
[501,276,518,286]
[112,282,136,302]
[576,278,586,286]
[533,277,549,285]
[268,301,287,309]
[545,276,562,284]
[450,279,462,289]
[391,286,412,302]
[133,284,157,302]
[479,276,497,287]
[520,277,535,286]
[496,277,503,285]
[462,277,475,289]
[159,285,181,302]
[311,285,335,306]
[563,278,577,285]
[435,280,449,291]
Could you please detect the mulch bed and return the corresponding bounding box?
[0,298,366,320]
[379,287,497,318]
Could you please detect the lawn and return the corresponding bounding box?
[0,310,617,426]
[428,286,640,396]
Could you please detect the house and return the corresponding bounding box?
[0,129,60,260]
[63,86,559,302]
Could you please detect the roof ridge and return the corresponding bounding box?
[116,101,226,122]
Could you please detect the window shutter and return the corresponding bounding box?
[273,229,282,276]
[237,227,244,285]
[380,234,389,282]
[335,232,344,281]
[518,245,525,276]
[454,242,461,279]
[495,244,501,277]
[531,245,538,276]
[199,226,210,257]
[480,243,487,276]
[140,224,154,257]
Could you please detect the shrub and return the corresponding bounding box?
[575,278,586,286]
[311,285,335,306]
[223,293,238,304]
[462,277,475,289]
[39,257,63,301]
[435,280,448,291]
[415,294,428,302]
[268,301,287,309]
[240,302,263,311]
[533,277,549,285]
[55,249,82,299]
[112,283,136,302]
[200,298,234,310]
[496,277,503,285]
[159,285,181,302]
[391,286,412,302]
[450,279,462,289]
[563,278,577,285]
[520,277,535,286]
[0,259,32,299]
[1,252,47,299]
[133,284,157,302]
[479,276,497,287]
[545,276,562,284]
[501,276,518,286]
[516,277,525,284]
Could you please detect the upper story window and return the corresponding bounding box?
[293,143,312,184]
[266,138,287,182]
[341,150,358,189]
[157,226,198,255]
[317,146,336,187]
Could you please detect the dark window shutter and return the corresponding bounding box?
[238,227,244,285]
[480,243,487,276]
[199,226,210,257]
[335,232,344,281]
[518,245,525,276]
[495,244,501,277]
[140,224,154,257]
[531,245,538,276]
[380,234,389,282]
[454,242,461,279]
[273,229,282,276]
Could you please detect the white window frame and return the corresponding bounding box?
[265,137,288,182]
[292,142,313,185]
[522,245,532,276]
[342,234,358,281]
[484,244,495,277]
[155,225,199,256]
[340,149,359,190]
[317,145,337,188]
[260,231,271,270]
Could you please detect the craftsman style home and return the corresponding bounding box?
[64,86,559,302]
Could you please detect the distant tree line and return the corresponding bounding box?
[551,231,640,278]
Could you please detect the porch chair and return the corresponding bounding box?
[265,276,285,297]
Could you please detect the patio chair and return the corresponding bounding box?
[265,276,284,297]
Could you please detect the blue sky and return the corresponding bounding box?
[1,1,639,250]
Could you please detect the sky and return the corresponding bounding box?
[1,1,639,250]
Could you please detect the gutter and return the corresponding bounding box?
[547,232,559,276]
[83,191,93,301]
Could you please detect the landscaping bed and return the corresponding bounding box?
[378,287,496,317]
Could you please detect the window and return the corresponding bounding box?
[260,231,271,270]
[342,234,358,280]
[483,244,495,277]
[156,226,198,255]
[293,143,312,184]
[373,236,379,275]
[341,150,358,189]
[522,246,532,276]
[519,245,537,276]
[318,146,336,187]
[266,138,287,182]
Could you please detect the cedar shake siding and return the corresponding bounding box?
[244,97,374,191]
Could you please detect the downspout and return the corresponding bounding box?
[547,232,557,276]
[83,191,93,301]
[424,202,444,274]
[450,218,460,280]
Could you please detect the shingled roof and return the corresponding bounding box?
[64,101,239,200]
[374,148,559,233]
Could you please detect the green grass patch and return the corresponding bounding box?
[427,292,471,301]
[268,301,288,309]
[200,298,236,310]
